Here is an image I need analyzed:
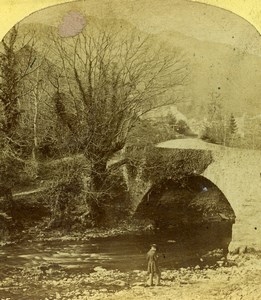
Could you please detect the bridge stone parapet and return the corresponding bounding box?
[125,139,261,251]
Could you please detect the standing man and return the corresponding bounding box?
[147,244,161,286]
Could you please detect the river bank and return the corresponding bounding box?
[0,251,260,300]
[0,218,151,246]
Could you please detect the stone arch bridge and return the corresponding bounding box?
[125,139,261,251]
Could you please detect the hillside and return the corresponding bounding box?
[19,0,261,55]
[13,0,261,121]
[157,30,261,119]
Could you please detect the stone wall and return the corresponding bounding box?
[127,143,261,251]
[203,147,261,251]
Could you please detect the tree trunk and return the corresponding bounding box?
[32,90,38,161]
[0,187,15,217]
[48,185,72,230]
[86,160,108,226]
[31,68,40,178]
[48,196,70,229]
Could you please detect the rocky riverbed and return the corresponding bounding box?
[0,251,260,300]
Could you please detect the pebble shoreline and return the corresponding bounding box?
[0,252,260,300]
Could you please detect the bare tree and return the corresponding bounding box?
[201,93,231,146]
[0,25,40,216]
[49,20,188,224]
[21,58,56,174]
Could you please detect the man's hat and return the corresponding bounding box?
[151,244,158,249]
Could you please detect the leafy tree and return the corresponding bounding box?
[166,113,177,129]
[175,119,191,135]
[229,113,238,135]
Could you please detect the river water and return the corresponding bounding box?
[0,222,232,278]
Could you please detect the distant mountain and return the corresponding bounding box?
[156,30,261,119]
[11,0,261,121]
[19,0,261,56]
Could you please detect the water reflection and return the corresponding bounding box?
[90,221,232,270]
[0,221,232,276]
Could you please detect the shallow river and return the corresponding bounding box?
[0,222,232,277]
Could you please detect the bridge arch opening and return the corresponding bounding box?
[134,175,236,259]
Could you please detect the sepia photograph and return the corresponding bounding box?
[0,0,260,299]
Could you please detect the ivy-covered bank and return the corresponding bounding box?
[127,146,213,184]
[0,145,215,242]
[123,146,213,211]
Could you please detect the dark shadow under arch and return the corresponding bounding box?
[135,175,235,226]
[134,175,236,258]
